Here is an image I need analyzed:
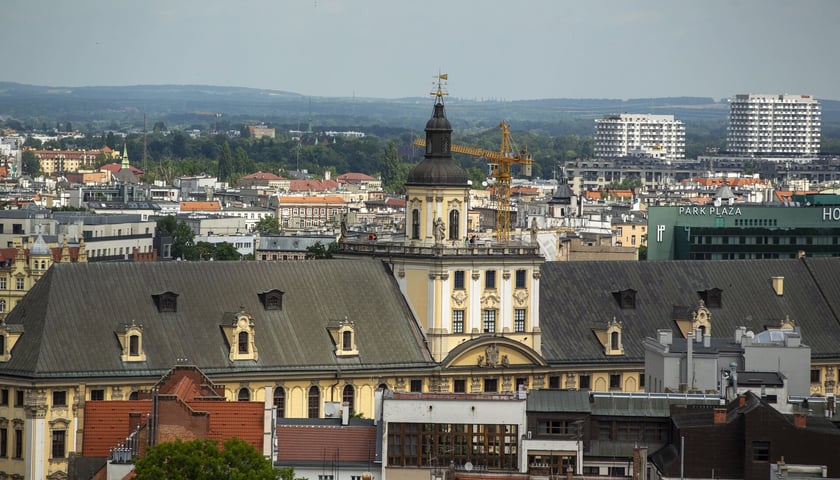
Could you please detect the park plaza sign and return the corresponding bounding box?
[676,205,840,221]
[678,206,743,216]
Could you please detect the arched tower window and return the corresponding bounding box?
[129,335,140,356]
[342,384,355,415]
[308,386,320,418]
[238,331,249,354]
[449,210,460,240]
[610,331,619,351]
[273,388,285,418]
[342,330,352,350]
[411,209,420,239]
[237,387,250,401]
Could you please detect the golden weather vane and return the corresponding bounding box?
[431,72,449,98]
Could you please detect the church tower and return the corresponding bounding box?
[404,80,469,245]
[341,76,547,393]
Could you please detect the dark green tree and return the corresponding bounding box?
[21,150,41,176]
[132,437,279,480]
[305,241,337,259]
[105,132,117,149]
[253,216,281,234]
[380,142,409,193]
[156,215,196,260]
[234,146,252,175]
[218,141,233,182]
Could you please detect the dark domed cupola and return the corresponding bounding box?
[407,85,468,187]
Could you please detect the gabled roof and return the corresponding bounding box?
[337,172,377,183]
[180,201,221,211]
[0,258,433,379]
[539,258,840,365]
[289,179,339,191]
[241,171,286,181]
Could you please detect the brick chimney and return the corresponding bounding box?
[739,394,746,408]
[793,413,807,428]
[713,407,727,424]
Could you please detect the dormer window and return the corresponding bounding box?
[594,318,624,356]
[613,289,636,309]
[117,323,146,362]
[258,290,284,311]
[0,323,23,362]
[223,310,258,362]
[691,301,713,337]
[698,288,722,308]
[152,292,179,313]
[328,319,358,357]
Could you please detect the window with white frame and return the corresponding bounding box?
[452,310,464,333]
[482,310,496,333]
[514,309,526,332]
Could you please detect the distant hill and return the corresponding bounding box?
[1,82,838,134]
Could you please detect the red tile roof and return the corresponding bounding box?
[337,172,377,183]
[99,163,144,175]
[83,400,152,457]
[242,171,286,180]
[276,425,377,462]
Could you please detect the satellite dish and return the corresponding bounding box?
[464,462,473,471]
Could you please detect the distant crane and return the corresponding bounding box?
[414,121,533,242]
[192,112,222,133]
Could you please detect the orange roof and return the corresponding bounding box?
[606,189,633,198]
[277,196,345,204]
[583,191,602,200]
[180,201,221,211]
[511,187,538,195]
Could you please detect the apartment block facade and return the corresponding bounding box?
[594,114,685,160]
[727,94,821,156]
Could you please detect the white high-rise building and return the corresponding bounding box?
[727,94,821,156]
[594,114,685,160]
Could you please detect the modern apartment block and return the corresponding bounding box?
[727,94,821,156]
[594,113,685,160]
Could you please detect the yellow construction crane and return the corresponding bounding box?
[413,122,533,242]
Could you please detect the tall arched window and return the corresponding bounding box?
[129,335,140,356]
[308,386,320,418]
[411,210,420,239]
[273,388,285,418]
[342,385,355,415]
[610,331,619,351]
[238,331,249,354]
[238,387,250,401]
[0,300,6,313]
[449,210,459,240]
[342,330,352,351]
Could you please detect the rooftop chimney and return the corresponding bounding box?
[772,276,784,296]
[793,413,807,428]
[713,407,727,424]
[739,394,746,408]
[703,333,711,348]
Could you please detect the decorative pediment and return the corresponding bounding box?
[476,343,509,368]
[451,290,468,307]
[480,292,501,309]
[0,322,23,362]
[221,309,258,362]
[691,300,712,336]
[46,471,68,480]
[513,289,529,307]
[48,417,71,428]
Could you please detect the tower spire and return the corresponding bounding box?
[121,143,130,170]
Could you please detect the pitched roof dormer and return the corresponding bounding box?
[116,321,146,362]
[613,289,637,309]
[594,317,624,356]
[327,317,359,357]
[0,321,24,362]
[258,289,284,311]
[698,288,722,308]
[152,291,179,313]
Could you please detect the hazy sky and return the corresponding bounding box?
[6,0,840,100]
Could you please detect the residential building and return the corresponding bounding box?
[53,212,156,261]
[30,147,110,175]
[246,125,276,139]
[594,114,685,160]
[237,171,290,190]
[194,233,256,257]
[727,94,821,156]
[255,234,337,261]
[275,196,345,230]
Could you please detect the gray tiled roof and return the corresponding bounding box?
[539,258,840,365]
[1,258,434,379]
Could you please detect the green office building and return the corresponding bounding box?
[647,195,840,260]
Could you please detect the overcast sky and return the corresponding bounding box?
[6,0,839,101]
